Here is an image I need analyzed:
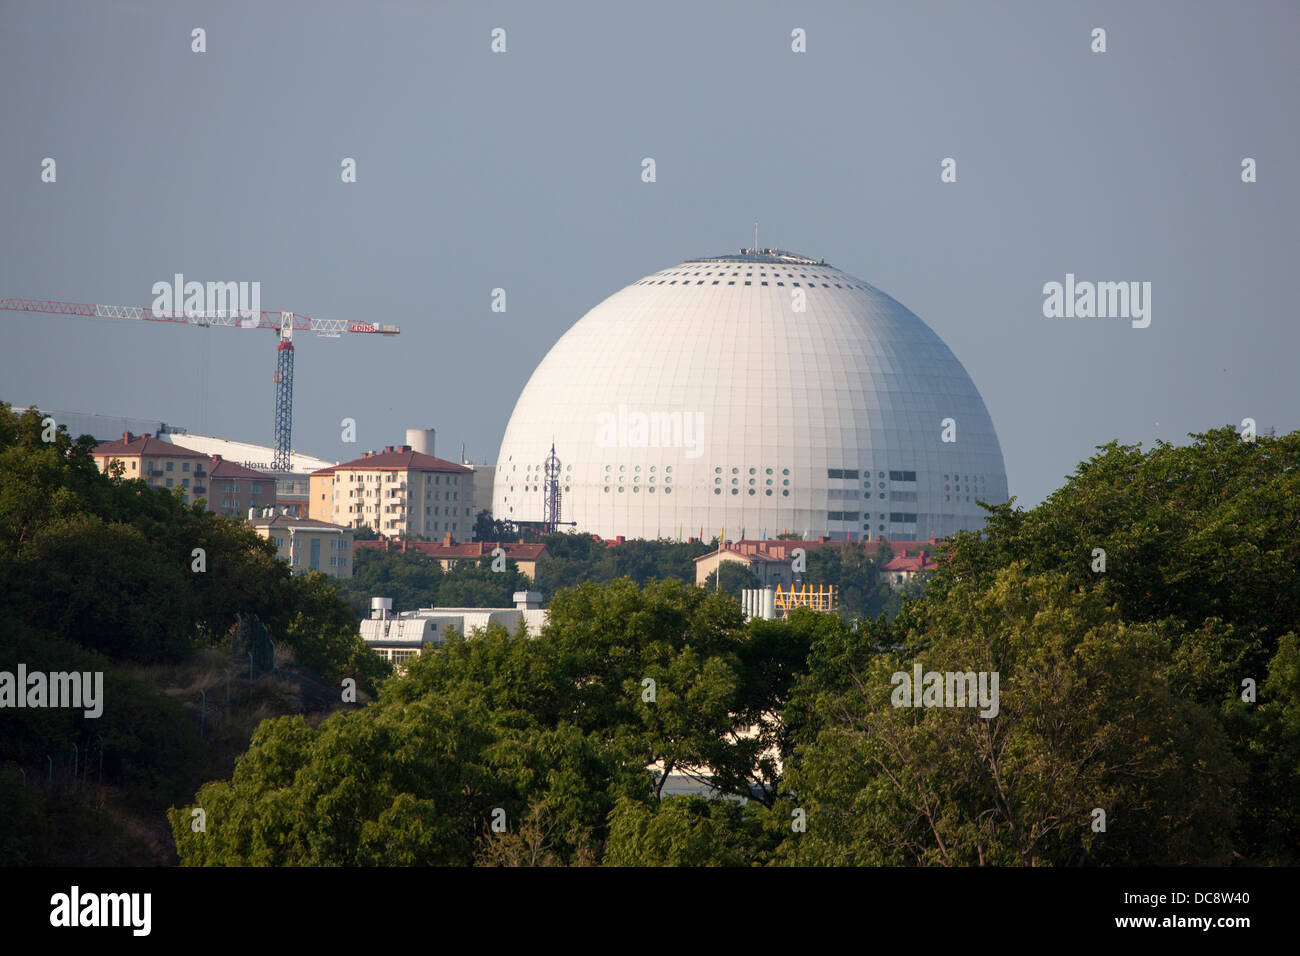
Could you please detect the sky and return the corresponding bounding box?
[1,0,1296,509]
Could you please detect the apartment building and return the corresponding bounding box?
[249,513,355,578]
[92,432,211,506]
[208,456,278,518]
[309,445,476,538]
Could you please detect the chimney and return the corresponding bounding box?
[384,445,394,453]
[401,445,411,453]
[123,431,133,442]
[442,531,453,547]
[405,427,436,457]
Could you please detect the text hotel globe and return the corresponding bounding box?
[493,249,1008,542]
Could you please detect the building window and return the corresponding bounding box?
[166,477,173,487]
[166,461,173,471]
[182,478,190,488]
[183,462,190,472]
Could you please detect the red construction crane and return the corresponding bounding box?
[1,296,399,471]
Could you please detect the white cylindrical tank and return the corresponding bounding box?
[406,427,436,457]
[371,596,393,620]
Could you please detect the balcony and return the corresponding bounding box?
[147,469,164,477]
[193,485,206,494]
[194,467,207,477]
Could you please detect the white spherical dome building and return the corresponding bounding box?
[493,249,1007,542]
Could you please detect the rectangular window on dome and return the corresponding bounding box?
[827,469,843,479]
[842,469,859,479]
[828,511,843,521]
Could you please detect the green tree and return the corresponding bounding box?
[781,566,1242,866]
[603,795,777,866]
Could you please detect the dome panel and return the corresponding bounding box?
[494,250,1007,541]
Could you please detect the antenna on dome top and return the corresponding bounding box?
[753,220,758,253]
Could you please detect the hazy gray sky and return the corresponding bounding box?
[2,0,1296,508]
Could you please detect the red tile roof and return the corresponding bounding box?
[881,553,941,573]
[208,455,276,481]
[313,445,471,476]
[694,536,945,563]
[93,431,207,459]
[356,538,548,561]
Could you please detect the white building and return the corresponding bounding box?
[360,593,547,667]
[493,248,1008,542]
[166,432,338,518]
